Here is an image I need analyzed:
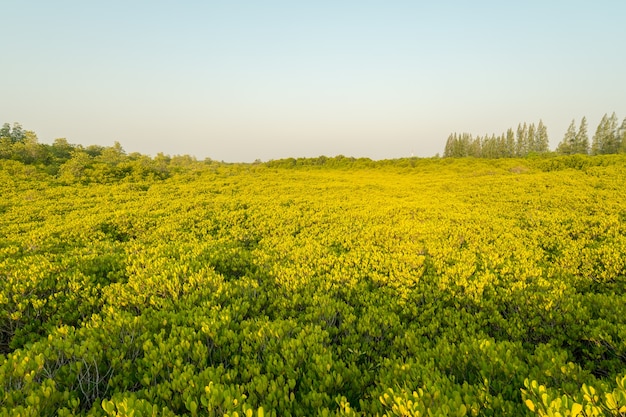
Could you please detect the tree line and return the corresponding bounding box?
[0,122,213,183]
[443,112,626,158]
[3,114,626,174]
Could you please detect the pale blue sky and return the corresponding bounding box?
[2,1,625,161]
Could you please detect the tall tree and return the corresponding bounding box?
[0,123,9,139]
[557,120,577,155]
[481,134,498,158]
[444,133,473,157]
[607,112,620,153]
[619,117,626,153]
[573,116,589,154]
[495,134,507,157]
[0,122,26,143]
[468,136,481,157]
[527,123,537,153]
[9,130,45,164]
[591,114,607,155]
[535,120,549,153]
[592,113,619,154]
[516,123,528,156]
[444,134,455,158]
[505,128,516,157]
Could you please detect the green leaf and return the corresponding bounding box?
[102,400,116,415]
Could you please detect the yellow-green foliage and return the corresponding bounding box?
[1,156,626,416]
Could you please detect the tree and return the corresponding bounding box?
[505,128,516,157]
[591,114,606,155]
[16,131,45,164]
[0,122,26,143]
[606,112,620,153]
[481,134,498,158]
[556,120,577,155]
[1,129,47,164]
[0,136,12,159]
[592,112,619,154]
[444,133,474,157]
[96,141,126,165]
[444,134,456,157]
[535,120,549,153]
[59,151,93,183]
[49,138,74,162]
[516,123,528,156]
[0,123,9,139]
[619,117,626,153]
[495,134,507,157]
[84,144,105,157]
[574,116,589,154]
[527,123,536,153]
[468,135,482,157]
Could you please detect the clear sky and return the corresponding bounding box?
[2,1,625,162]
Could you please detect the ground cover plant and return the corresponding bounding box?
[1,154,626,416]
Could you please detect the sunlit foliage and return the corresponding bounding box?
[1,150,626,415]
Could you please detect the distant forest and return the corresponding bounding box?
[443,112,626,158]
[2,112,626,177]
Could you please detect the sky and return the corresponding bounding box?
[2,1,625,162]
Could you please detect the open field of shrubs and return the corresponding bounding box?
[1,155,626,416]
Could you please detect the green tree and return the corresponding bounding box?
[592,112,619,154]
[59,151,93,182]
[516,123,528,156]
[535,120,549,153]
[84,144,105,157]
[505,128,516,157]
[96,141,126,165]
[0,136,12,159]
[0,123,10,139]
[495,134,507,157]
[481,134,498,158]
[443,134,456,157]
[573,116,589,154]
[469,135,482,157]
[7,130,46,164]
[591,114,606,155]
[619,117,626,153]
[49,138,75,162]
[0,122,26,143]
[556,120,577,155]
[607,112,620,153]
[444,133,474,157]
[527,123,536,153]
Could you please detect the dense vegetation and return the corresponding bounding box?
[2,129,626,416]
